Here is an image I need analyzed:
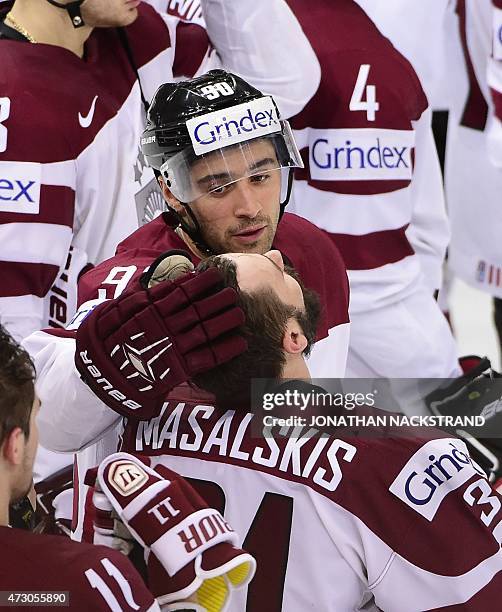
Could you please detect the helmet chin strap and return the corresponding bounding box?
[45,0,86,28]
[280,169,294,219]
[177,203,215,257]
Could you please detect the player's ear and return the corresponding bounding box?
[282,318,308,355]
[2,428,25,467]
[158,175,184,215]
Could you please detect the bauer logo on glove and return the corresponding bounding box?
[75,251,247,420]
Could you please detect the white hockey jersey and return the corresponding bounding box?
[354,0,454,109]
[116,392,502,611]
[286,0,449,313]
[445,0,502,298]
[0,0,320,340]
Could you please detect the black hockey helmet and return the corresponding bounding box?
[141,70,303,254]
[141,70,266,167]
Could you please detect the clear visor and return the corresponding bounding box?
[160,120,303,203]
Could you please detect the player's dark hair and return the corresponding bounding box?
[0,325,35,446]
[193,257,320,406]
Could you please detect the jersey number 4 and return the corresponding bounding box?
[349,64,379,121]
[0,97,11,153]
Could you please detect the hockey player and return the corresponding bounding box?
[286,0,460,380]
[354,0,453,108]
[444,0,502,360]
[0,0,320,341]
[24,71,350,538]
[48,249,502,610]
[0,324,255,612]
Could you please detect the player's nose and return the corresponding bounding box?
[233,181,262,218]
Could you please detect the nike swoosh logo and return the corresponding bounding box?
[78,95,98,129]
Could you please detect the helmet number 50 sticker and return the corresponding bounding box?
[200,82,235,100]
[0,97,11,153]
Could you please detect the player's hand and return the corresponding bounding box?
[96,453,256,612]
[75,256,247,420]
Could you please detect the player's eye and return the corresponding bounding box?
[208,183,233,198]
[249,172,271,184]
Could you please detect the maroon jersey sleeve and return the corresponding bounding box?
[172,20,212,78]
[0,527,157,611]
[40,248,162,340]
[40,216,187,341]
[73,545,158,611]
[77,250,158,305]
[146,0,213,79]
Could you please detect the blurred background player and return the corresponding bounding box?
[285,0,460,380]
[443,0,502,364]
[357,0,502,366]
[355,0,454,111]
[24,71,350,538]
[0,0,320,341]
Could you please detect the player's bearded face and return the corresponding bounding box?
[80,0,140,28]
[188,140,282,255]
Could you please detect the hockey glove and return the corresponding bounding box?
[94,453,255,612]
[75,263,247,420]
[86,465,136,557]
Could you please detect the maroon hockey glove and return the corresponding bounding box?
[95,453,256,610]
[75,267,247,420]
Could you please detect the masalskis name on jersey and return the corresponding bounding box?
[132,402,357,494]
[127,402,488,520]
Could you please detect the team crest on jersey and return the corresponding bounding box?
[108,460,148,496]
[134,148,166,226]
[135,177,166,226]
[389,438,485,521]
